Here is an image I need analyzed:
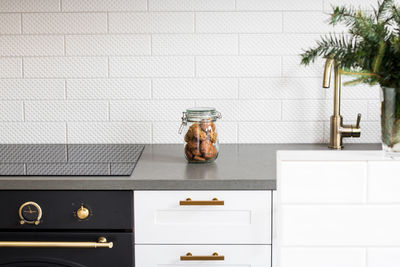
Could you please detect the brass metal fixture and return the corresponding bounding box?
[323,58,361,149]
[180,252,225,261]
[76,205,90,220]
[19,201,42,225]
[0,237,113,248]
[179,197,224,206]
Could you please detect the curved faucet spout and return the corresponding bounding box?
[322,58,334,88]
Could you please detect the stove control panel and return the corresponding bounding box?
[76,205,90,220]
[19,201,42,225]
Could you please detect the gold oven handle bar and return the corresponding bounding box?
[0,237,113,248]
[179,198,224,206]
[180,252,225,261]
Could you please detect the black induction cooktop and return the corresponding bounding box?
[0,144,145,176]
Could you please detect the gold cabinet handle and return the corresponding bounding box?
[0,237,113,248]
[180,252,224,261]
[179,198,224,206]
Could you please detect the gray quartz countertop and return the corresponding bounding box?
[0,143,381,190]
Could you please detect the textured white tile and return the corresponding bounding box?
[239,122,325,143]
[324,0,378,11]
[327,77,380,100]
[0,80,64,100]
[0,122,66,143]
[67,79,151,100]
[0,14,21,34]
[23,13,107,34]
[149,0,235,11]
[0,101,23,121]
[110,56,194,77]
[282,56,323,77]
[368,100,380,121]
[153,78,237,99]
[281,161,367,203]
[196,99,281,121]
[282,100,326,121]
[237,0,322,10]
[283,12,346,33]
[240,34,321,55]
[66,35,151,56]
[328,100,368,122]
[239,77,325,99]
[0,36,63,56]
[0,0,60,12]
[62,0,147,11]
[68,122,151,143]
[24,57,108,78]
[25,101,108,122]
[281,205,400,246]
[109,12,194,33]
[197,56,281,77]
[197,12,282,33]
[0,58,22,78]
[152,34,238,55]
[368,248,400,267]
[110,100,194,121]
[281,248,366,267]
[217,122,237,143]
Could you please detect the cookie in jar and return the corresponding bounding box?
[179,108,221,163]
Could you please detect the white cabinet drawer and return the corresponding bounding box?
[134,191,271,244]
[135,244,271,267]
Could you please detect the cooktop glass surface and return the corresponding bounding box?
[0,144,145,176]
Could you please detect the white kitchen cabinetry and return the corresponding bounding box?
[134,190,272,267]
[276,151,400,267]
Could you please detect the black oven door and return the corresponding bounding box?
[0,232,133,267]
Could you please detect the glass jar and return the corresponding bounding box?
[381,86,400,156]
[179,107,222,163]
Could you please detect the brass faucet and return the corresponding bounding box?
[322,58,361,149]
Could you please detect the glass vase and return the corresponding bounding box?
[381,87,400,156]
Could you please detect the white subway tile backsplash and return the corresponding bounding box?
[240,34,321,55]
[110,56,194,77]
[109,12,194,33]
[24,57,108,78]
[110,100,194,121]
[324,0,378,11]
[0,101,23,121]
[68,122,151,143]
[0,80,65,100]
[0,0,383,143]
[0,122,66,143]
[237,0,323,11]
[196,12,282,33]
[0,0,60,12]
[0,14,21,34]
[62,0,147,11]
[197,56,281,77]
[25,101,108,121]
[239,122,325,143]
[149,0,235,11]
[67,79,151,100]
[239,77,325,99]
[152,34,238,55]
[23,13,107,34]
[281,248,366,267]
[0,36,64,56]
[0,58,22,78]
[153,78,237,99]
[66,35,151,56]
[283,12,346,33]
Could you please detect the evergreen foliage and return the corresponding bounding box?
[300,0,400,88]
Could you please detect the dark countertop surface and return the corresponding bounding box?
[0,143,381,190]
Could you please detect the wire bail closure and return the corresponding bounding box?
[178,112,187,134]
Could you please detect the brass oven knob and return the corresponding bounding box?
[76,205,90,220]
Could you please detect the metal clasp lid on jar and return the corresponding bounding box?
[178,107,222,134]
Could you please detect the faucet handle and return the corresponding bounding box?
[356,113,361,128]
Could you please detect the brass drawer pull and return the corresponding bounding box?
[0,237,113,248]
[179,198,224,206]
[180,252,224,261]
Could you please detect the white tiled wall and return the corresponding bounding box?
[0,0,381,143]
